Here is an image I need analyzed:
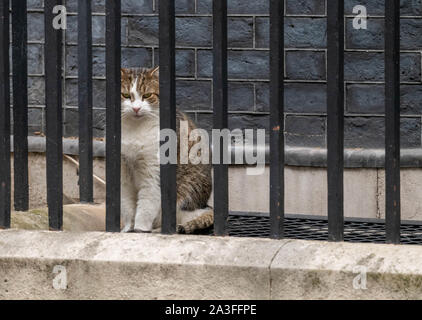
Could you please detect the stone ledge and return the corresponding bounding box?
[18,136,422,168]
[1,229,422,299]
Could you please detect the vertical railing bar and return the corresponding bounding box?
[44,0,63,230]
[105,0,121,232]
[78,0,93,203]
[159,0,177,234]
[213,0,229,236]
[269,0,285,239]
[12,0,29,212]
[327,0,344,241]
[0,0,11,228]
[385,0,401,244]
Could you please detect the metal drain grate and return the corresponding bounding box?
[200,213,422,245]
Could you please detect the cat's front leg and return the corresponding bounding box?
[133,185,161,233]
[121,163,137,232]
[121,194,136,232]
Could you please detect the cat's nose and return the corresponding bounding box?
[132,106,141,114]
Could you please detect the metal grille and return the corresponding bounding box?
[200,213,422,245]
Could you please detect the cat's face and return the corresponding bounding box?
[121,67,159,120]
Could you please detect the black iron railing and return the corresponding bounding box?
[159,0,177,235]
[0,0,402,244]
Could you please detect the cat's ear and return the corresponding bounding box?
[121,68,127,77]
[150,66,159,77]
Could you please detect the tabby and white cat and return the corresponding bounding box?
[120,67,213,233]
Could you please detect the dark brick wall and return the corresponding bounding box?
[12,0,422,148]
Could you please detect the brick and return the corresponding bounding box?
[400,0,422,15]
[346,17,384,50]
[333,84,422,116]
[401,19,422,50]
[66,46,108,77]
[254,18,269,48]
[195,113,271,141]
[122,47,153,69]
[66,46,79,77]
[129,17,213,48]
[195,113,213,134]
[28,77,45,105]
[66,15,109,45]
[27,13,44,42]
[401,85,422,115]
[286,0,325,15]
[345,0,422,15]
[228,114,270,142]
[68,46,152,76]
[256,82,327,114]
[285,50,326,80]
[27,0,43,9]
[197,0,269,14]
[176,80,211,111]
[286,83,327,113]
[346,84,384,114]
[176,17,212,47]
[154,49,196,78]
[65,78,78,106]
[197,50,269,79]
[65,15,77,43]
[285,115,326,147]
[175,0,196,14]
[65,15,126,45]
[65,79,106,109]
[228,17,253,48]
[345,117,421,148]
[121,0,154,14]
[344,0,385,15]
[228,82,255,112]
[127,16,158,46]
[28,44,44,75]
[255,17,327,49]
[344,52,421,82]
[64,108,106,138]
[285,18,327,48]
[28,107,44,135]
[150,0,196,14]
[93,109,106,137]
[228,0,269,14]
[196,0,211,14]
[346,18,422,50]
[64,107,78,137]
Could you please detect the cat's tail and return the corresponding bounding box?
[177,207,214,234]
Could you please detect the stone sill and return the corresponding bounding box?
[1,229,422,299]
[16,136,422,168]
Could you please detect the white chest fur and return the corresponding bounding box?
[121,116,160,169]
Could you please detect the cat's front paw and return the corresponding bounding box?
[177,224,186,234]
[134,211,156,233]
[177,223,196,234]
[133,228,152,233]
[121,225,134,233]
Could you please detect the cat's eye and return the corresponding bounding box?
[142,93,153,99]
[122,92,130,99]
